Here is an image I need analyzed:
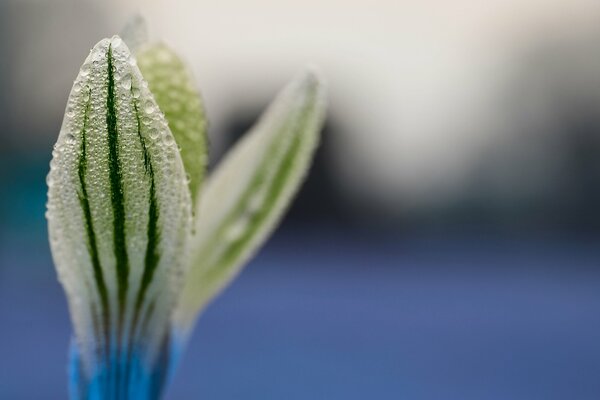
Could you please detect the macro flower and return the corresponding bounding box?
[46,32,326,399]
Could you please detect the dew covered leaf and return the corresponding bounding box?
[137,43,208,205]
[46,36,191,398]
[174,69,327,337]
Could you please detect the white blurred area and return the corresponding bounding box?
[4,0,600,220]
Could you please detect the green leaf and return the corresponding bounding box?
[174,69,327,337]
[46,36,192,380]
[136,43,208,205]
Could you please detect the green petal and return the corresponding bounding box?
[46,36,192,383]
[137,43,208,205]
[174,69,327,337]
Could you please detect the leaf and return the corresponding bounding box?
[136,43,208,206]
[173,69,327,338]
[46,36,192,398]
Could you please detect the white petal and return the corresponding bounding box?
[47,36,191,398]
[174,69,327,339]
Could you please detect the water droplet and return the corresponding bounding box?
[46,174,54,187]
[73,82,82,93]
[120,74,132,90]
[144,101,155,114]
[132,87,141,98]
[163,134,174,145]
[112,37,123,48]
[81,63,90,77]
[148,128,160,140]
[65,134,76,144]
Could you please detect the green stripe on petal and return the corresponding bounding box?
[174,69,327,337]
[137,43,208,206]
[46,36,191,396]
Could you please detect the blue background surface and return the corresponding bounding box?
[1,171,600,400]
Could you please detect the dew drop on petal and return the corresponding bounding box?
[120,74,132,90]
[144,101,155,114]
[112,37,123,48]
[163,134,174,145]
[148,128,159,140]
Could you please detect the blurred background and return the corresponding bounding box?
[2,0,600,398]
